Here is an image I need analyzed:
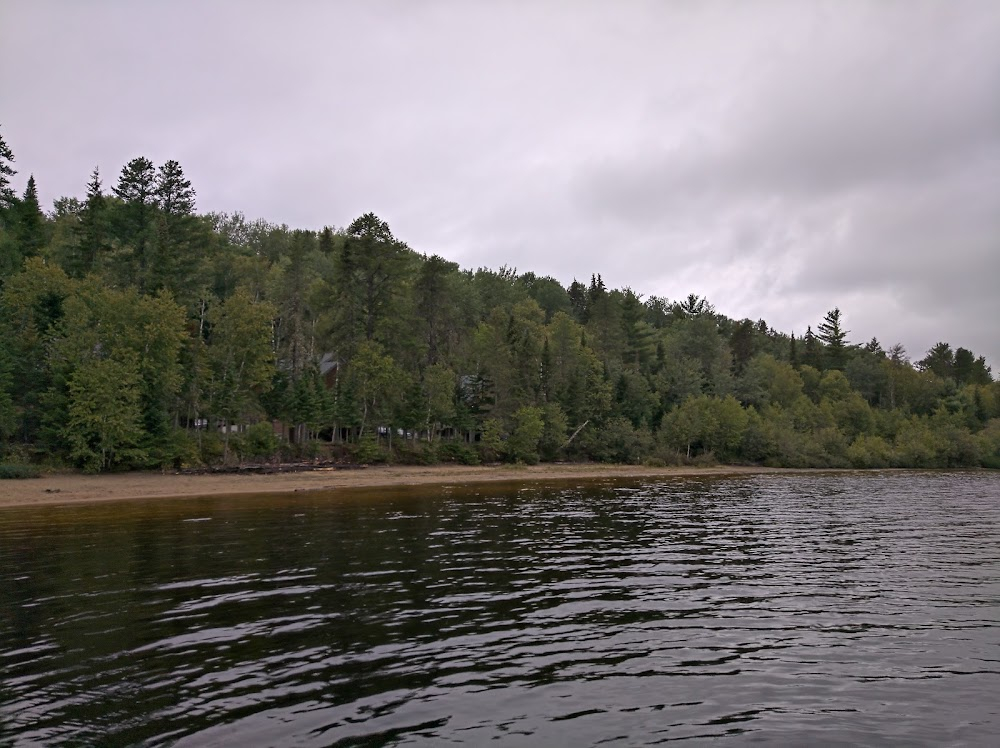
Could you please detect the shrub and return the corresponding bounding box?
[436,441,480,465]
[353,435,389,464]
[199,430,225,465]
[508,406,544,464]
[157,428,201,469]
[478,418,506,462]
[691,451,718,467]
[244,422,279,460]
[0,464,41,479]
[394,441,439,465]
[846,434,893,469]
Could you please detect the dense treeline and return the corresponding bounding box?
[1,128,998,472]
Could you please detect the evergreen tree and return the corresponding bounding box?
[318,226,337,255]
[415,253,461,366]
[952,347,992,385]
[730,319,757,375]
[675,293,714,317]
[147,160,208,299]
[113,157,156,205]
[817,307,849,369]
[273,229,317,379]
[587,274,606,305]
[154,160,195,215]
[112,157,157,289]
[75,167,108,276]
[16,175,46,256]
[0,124,15,210]
[621,288,655,367]
[919,342,954,380]
[328,213,409,358]
[567,279,588,322]
[802,326,822,370]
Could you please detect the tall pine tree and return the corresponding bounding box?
[112,157,157,289]
[17,175,46,256]
[155,160,195,215]
[0,124,15,210]
[75,167,108,276]
[817,307,849,370]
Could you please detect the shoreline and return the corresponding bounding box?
[0,463,795,509]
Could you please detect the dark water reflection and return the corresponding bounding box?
[1,471,999,746]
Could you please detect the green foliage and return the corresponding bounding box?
[349,340,404,437]
[207,288,276,426]
[479,418,506,462]
[737,354,803,408]
[15,175,46,257]
[0,124,16,210]
[539,402,569,461]
[659,394,748,461]
[161,428,202,469]
[435,441,480,465]
[508,406,545,464]
[846,434,894,468]
[0,463,40,479]
[0,144,994,473]
[63,356,147,472]
[580,415,652,464]
[243,421,279,461]
[976,420,1000,468]
[817,308,849,369]
[819,370,852,402]
[393,440,440,465]
[354,434,389,464]
[198,430,225,464]
[0,328,15,451]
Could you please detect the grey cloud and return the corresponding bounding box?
[1,0,998,366]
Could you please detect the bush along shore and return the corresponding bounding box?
[0,131,997,475]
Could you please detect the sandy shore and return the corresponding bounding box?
[0,464,786,509]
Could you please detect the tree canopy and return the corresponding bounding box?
[0,134,996,472]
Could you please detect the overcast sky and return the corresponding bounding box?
[2,0,998,368]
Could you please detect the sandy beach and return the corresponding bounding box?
[0,463,787,509]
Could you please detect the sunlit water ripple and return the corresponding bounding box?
[1,471,999,746]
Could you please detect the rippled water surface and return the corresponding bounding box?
[2,471,999,746]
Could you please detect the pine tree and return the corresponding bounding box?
[334,213,408,349]
[567,279,588,323]
[918,342,954,380]
[729,319,756,375]
[0,124,16,210]
[676,293,714,317]
[113,157,156,204]
[76,167,108,276]
[587,274,606,303]
[155,160,195,215]
[817,307,849,369]
[318,226,337,255]
[17,175,46,255]
[112,157,157,289]
[802,326,822,369]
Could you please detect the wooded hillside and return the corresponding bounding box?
[1,131,997,472]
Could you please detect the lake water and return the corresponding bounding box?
[1,471,999,746]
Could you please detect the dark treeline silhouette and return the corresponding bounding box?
[0,131,997,472]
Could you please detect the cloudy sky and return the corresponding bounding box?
[2,0,999,368]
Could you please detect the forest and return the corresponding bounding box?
[1,128,998,474]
